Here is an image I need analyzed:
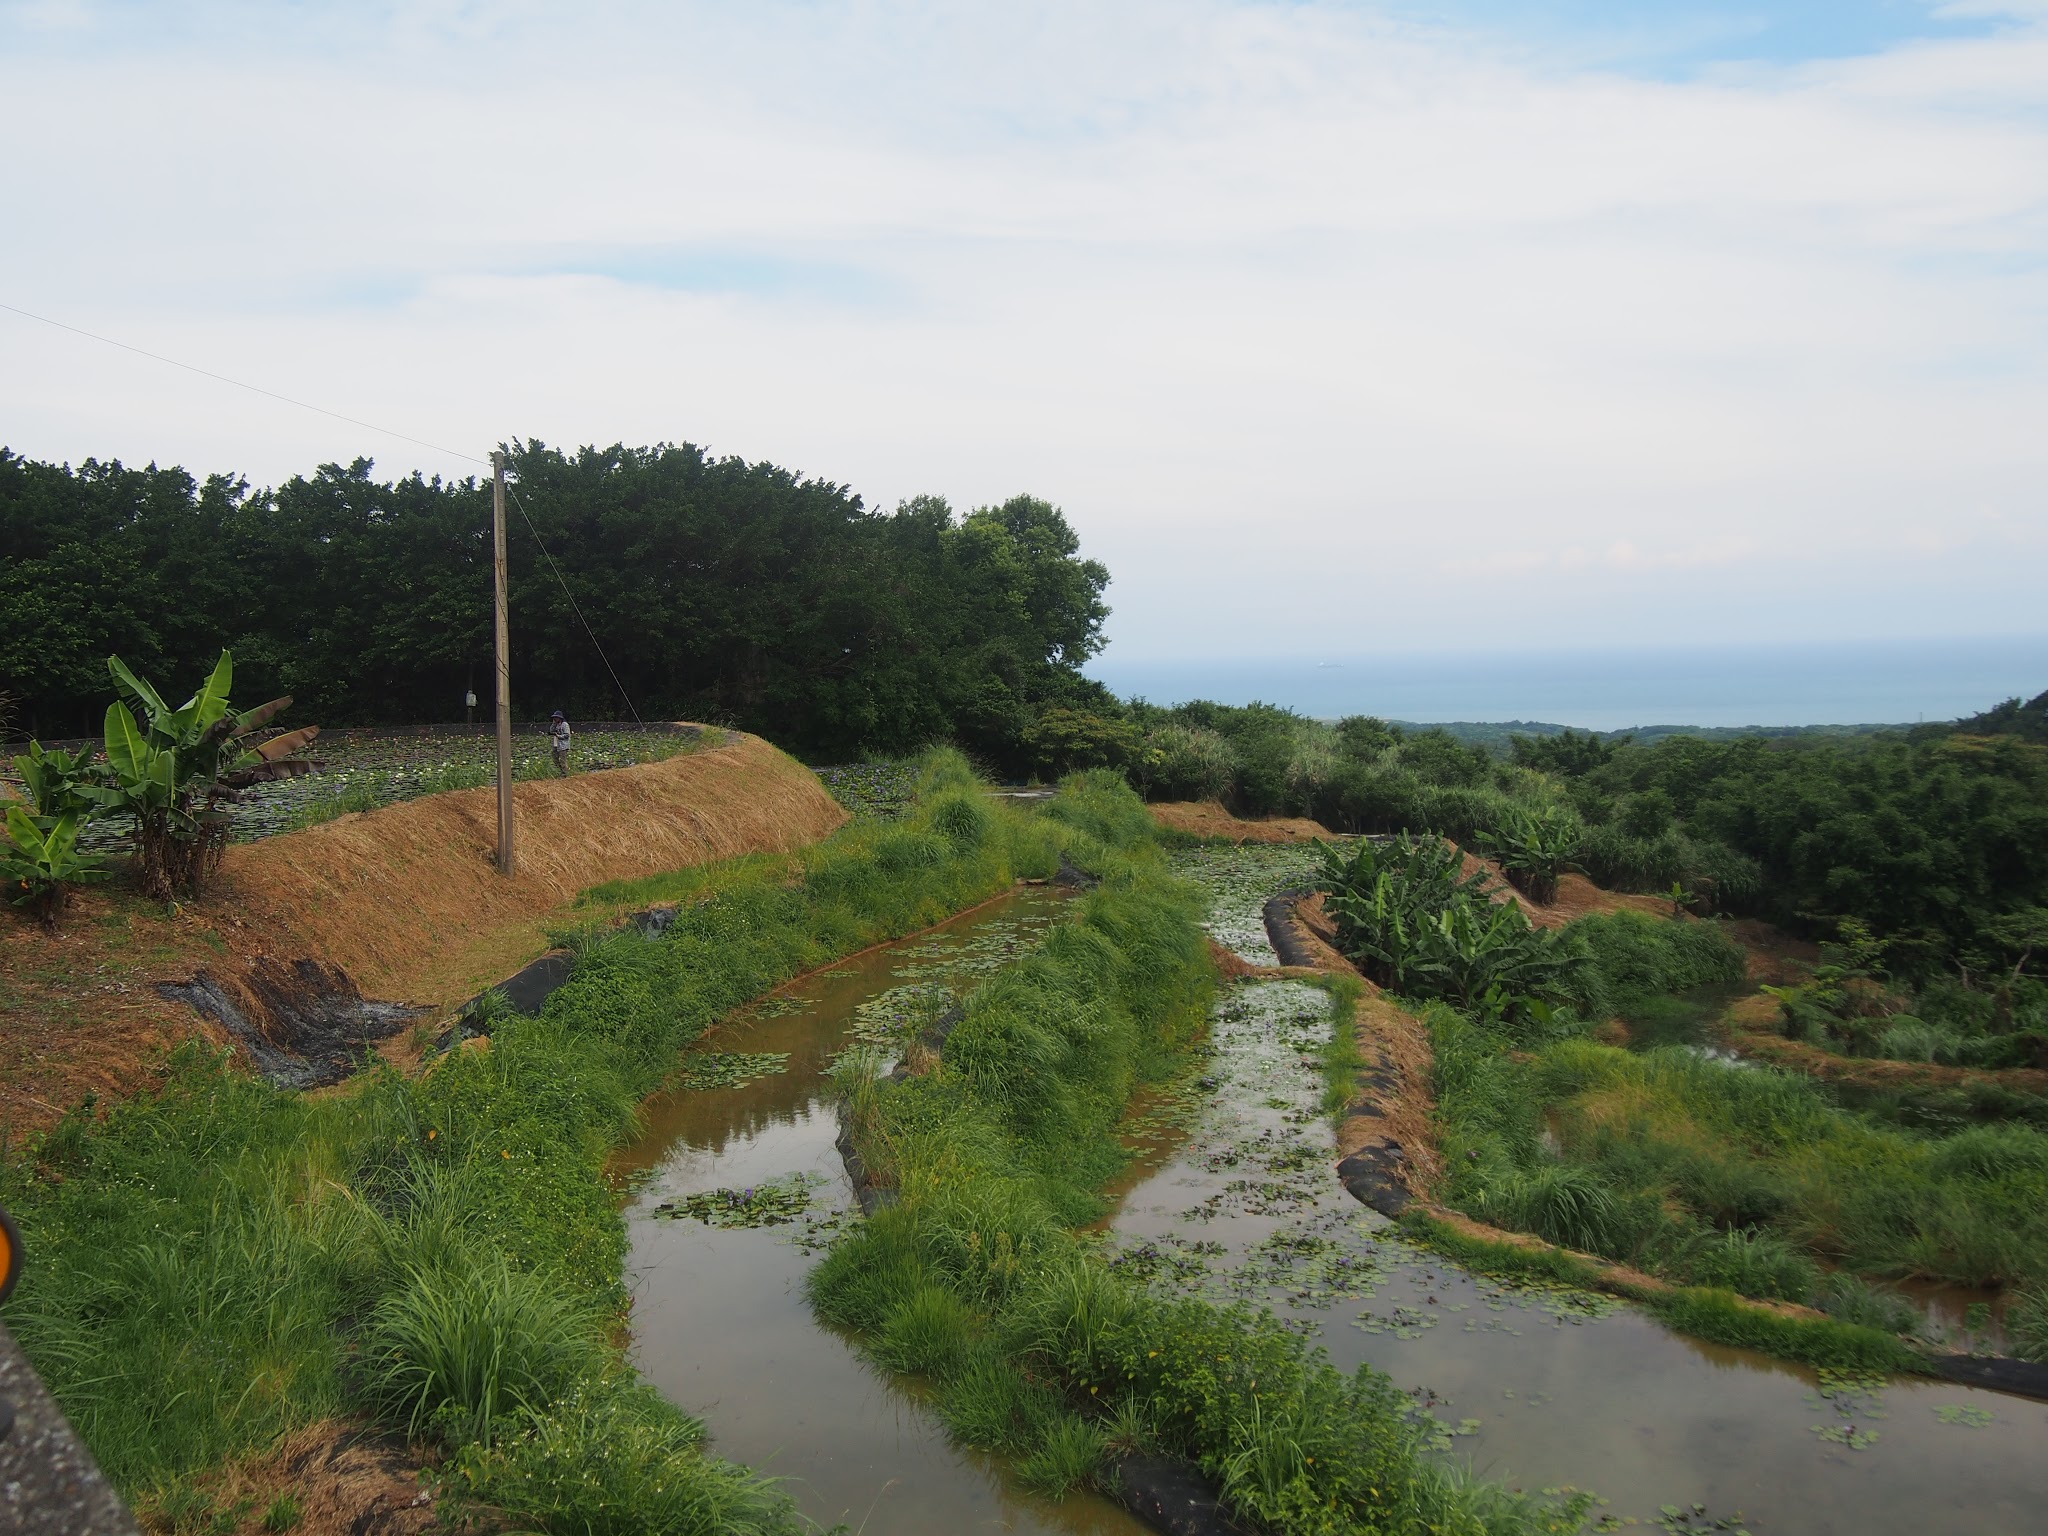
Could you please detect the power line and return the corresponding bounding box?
[2,298,647,729]
[503,473,646,728]
[0,300,487,468]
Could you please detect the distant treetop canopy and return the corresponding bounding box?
[0,442,1113,767]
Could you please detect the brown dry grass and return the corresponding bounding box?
[1452,845,1668,929]
[1336,987,1445,1197]
[0,894,241,1140]
[220,731,843,1006]
[139,1420,443,1536]
[0,732,846,1143]
[1148,800,1337,843]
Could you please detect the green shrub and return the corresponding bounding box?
[1016,1416,1107,1497]
[1318,834,1584,1031]
[929,790,994,849]
[1133,723,1235,803]
[1647,1288,1918,1373]
[449,1381,801,1536]
[1041,766,1160,848]
[1474,802,1584,905]
[874,1285,978,1377]
[1876,1018,1950,1062]
[1481,1163,1666,1260]
[1676,1228,1819,1302]
[1926,1124,2048,1181]
[1813,1273,1922,1336]
[1571,909,1746,1018]
[362,1261,597,1448]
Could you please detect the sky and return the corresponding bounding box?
[3,0,2046,668]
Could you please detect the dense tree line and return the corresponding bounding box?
[1072,696,2048,985]
[0,443,1116,765]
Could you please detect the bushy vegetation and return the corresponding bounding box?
[817,789,1589,1535]
[1531,724,2048,986]
[1316,834,1583,1033]
[0,749,1077,1531]
[1121,697,2044,1019]
[2,651,321,910]
[2,446,1115,769]
[1316,838,1744,1036]
[1760,918,2048,1071]
[1430,1004,2048,1298]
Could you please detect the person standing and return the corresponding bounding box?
[550,711,572,776]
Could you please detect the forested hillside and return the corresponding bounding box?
[0,443,1115,762]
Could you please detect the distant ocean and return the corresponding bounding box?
[1085,637,2048,732]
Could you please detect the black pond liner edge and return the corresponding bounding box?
[1259,885,1322,969]
[1926,1350,2048,1402]
[156,959,431,1091]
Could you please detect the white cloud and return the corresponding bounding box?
[1,1,2045,657]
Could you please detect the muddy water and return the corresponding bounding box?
[616,888,1151,1535]
[1104,846,2048,1536]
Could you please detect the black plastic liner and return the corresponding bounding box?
[1261,885,1321,967]
[1929,1352,2048,1402]
[158,959,429,1089]
[1108,1454,1258,1536]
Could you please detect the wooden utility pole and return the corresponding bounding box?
[492,450,515,875]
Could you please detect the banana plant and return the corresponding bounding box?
[1315,828,1583,1034]
[100,651,321,899]
[12,740,102,820]
[1473,801,1584,905]
[1,806,109,928]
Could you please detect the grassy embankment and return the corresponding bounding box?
[1414,909,2048,1364]
[815,778,1588,1536]
[0,749,1073,1533]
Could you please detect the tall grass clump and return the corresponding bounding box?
[1,747,1105,1531]
[362,1261,596,1447]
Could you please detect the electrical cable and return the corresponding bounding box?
[2,298,648,729]
[0,300,487,468]
[502,473,647,728]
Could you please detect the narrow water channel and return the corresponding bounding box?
[614,888,1152,1535]
[1104,846,2048,1536]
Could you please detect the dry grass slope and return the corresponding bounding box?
[219,730,845,1005]
[0,732,847,1141]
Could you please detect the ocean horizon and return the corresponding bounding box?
[1084,636,2048,733]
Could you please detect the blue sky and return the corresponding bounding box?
[2,1,2045,661]
[1395,1,2003,72]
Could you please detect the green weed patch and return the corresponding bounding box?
[1424,990,2048,1358]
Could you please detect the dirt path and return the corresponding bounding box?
[0,732,846,1142]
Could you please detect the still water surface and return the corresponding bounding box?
[617,856,2048,1534]
[1103,849,2048,1535]
[616,888,1149,1534]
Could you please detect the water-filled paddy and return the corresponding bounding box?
[616,841,2047,1534]
[1101,845,2048,1536]
[615,886,1150,1534]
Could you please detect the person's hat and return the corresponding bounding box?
[551,710,565,719]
